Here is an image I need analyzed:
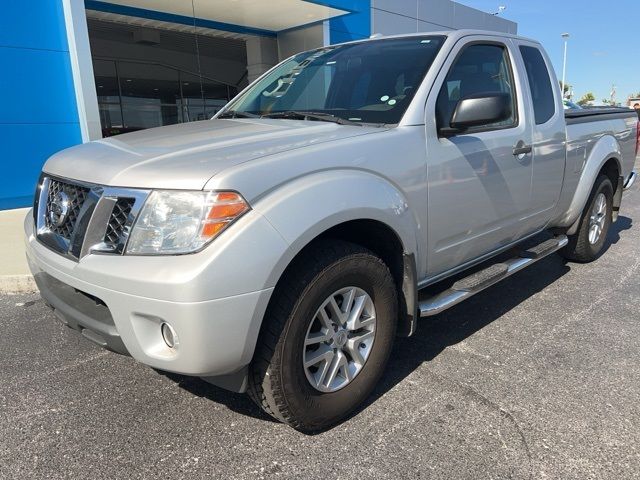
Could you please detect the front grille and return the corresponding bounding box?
[44,179,90,240]
[104,198,135,245]
[35,175,148,260]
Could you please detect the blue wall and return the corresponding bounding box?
[309,0,371,44]
[0,1,82,210]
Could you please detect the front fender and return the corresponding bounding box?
[252,169,421,288]
[556,134,621,231]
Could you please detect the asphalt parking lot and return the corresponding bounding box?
[2,178,639,479]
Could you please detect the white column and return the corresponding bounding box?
[245,37,279,84]
[277,24,327,60]
[322,20,330,46]
[62,0,102,141]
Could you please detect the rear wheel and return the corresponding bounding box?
[562,174,613,262]
[248,240,397,432]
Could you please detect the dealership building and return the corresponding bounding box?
[1,0,515,210]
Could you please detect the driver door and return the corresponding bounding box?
[424,36,536,277]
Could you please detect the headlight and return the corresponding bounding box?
[126,190,249,255]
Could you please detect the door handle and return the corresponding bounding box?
[513,142,532,156]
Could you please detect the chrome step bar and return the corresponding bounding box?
[418,235,568,317]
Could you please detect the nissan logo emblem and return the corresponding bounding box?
[49,191,71,227]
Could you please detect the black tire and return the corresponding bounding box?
[561,174,613,262]
[247,240,397,432]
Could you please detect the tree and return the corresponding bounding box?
[559,81,572,99]
[577,92,595,106]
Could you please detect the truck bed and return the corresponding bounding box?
[565,107,637,124]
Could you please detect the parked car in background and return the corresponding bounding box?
[627,97,640,110]
[563,99,583,109]
[25,30,638,432]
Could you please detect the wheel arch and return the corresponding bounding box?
[565,156,621,235]
[253,170,422,340]
[560,134,622,234]
[277,219,418,339]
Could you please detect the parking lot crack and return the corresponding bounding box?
[428,368,534,479]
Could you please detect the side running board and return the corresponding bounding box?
[418,235,568,317]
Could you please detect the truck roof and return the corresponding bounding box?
[334,29,540,47]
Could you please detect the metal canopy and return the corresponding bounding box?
[89,0,349,33]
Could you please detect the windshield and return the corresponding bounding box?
[222,36,445,125]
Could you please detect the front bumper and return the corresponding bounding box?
[24,210,287,380]
[33,270,129,355]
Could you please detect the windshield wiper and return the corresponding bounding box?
[261,111,361,126]
[217,110,260,119]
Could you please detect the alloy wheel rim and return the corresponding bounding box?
[588,192,607,245]
[302,286,376,393]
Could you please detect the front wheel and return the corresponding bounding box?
[561,174,613,262]
[248,240,397,432]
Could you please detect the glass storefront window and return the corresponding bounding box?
[180,72,206,122]
[94,59,119,103]
[94,59,123,134]
[88,17,244,137]
[92,59,238,136]
[118,62,181,130]
[98,104,123,130]
[203,79,235,118]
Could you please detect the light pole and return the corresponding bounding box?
[561,33,570,100]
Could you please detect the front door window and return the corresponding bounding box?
[436,43,518,133]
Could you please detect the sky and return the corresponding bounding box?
[458,0,639,104]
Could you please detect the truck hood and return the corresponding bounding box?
[44,119,382,190]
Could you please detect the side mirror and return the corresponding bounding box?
[443,93,512,135]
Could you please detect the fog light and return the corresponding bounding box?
[161,323,178,349]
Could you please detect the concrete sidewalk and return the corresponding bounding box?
[0,208,35,293]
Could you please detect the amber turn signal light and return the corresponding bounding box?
[201,192,250,239]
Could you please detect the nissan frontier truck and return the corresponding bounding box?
[25,30,638,431]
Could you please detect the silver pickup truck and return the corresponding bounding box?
[25,30,637,431]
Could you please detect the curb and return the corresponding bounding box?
[0,275,37,294]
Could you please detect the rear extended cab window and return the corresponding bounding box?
[519,45,556,124]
